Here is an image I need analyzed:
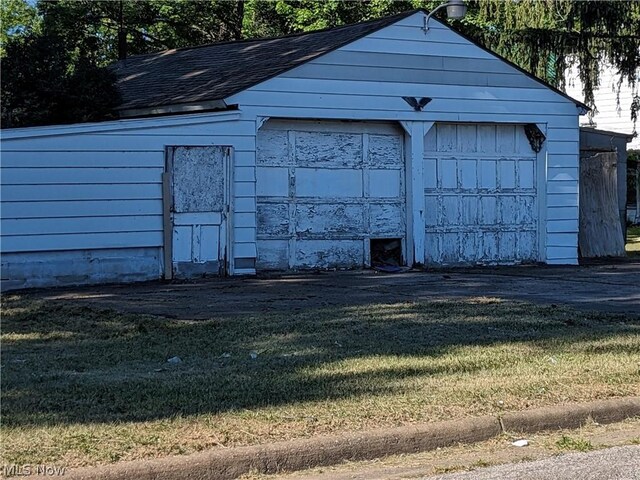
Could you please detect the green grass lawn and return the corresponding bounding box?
[627,225,640,255]
[1,295,639,469]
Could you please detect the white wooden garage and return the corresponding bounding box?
[0,9,587,289]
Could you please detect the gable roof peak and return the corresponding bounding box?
[113,8,587,117]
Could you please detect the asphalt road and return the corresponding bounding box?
[430,445,640,480]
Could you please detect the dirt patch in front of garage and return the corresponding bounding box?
[27,260,640,319]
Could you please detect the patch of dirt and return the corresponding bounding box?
[28,262,640,320]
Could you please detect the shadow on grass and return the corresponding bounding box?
[2,294,639,427]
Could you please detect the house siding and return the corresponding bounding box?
[565,62,639,149]
[1,112,257,288]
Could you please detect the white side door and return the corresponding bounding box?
[164,146,231,278]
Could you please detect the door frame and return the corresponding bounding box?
[534,123,548,263]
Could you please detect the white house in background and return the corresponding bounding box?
[0,9,588,289]
[565,62,639,150]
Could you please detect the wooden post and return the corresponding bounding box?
[400,121,433,267]
[162,148,174,280]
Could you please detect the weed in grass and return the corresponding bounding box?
[434,465,467,474]
[626,226,640,255]
[556,435,594,452]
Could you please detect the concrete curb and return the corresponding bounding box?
[55,397,640,480]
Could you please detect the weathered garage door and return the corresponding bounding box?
[424,124,538,265]
[164,146,230,278]
[256,120,405,270]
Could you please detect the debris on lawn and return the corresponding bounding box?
[221,352,231,358]
[249,351,258,360]
[512,439,529,447]
[373,265,410,273]
[167,356,182,364]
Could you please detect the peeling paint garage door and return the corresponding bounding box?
[257,120,405,270]
[424,124,538,265]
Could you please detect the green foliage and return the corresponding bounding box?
[471,1,640,117]
[1,1,254,127]
[241,0,293,38]
[2,0,638,128]
[243,0,443,34]
[36,0,248,63]
[0,0,40,55]
[555,435,594,452]
[1,33,120,128]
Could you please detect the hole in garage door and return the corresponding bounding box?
[371,238,403,271]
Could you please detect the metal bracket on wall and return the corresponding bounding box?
[256,116,270,133]
[525,124,546,153]
[402,96,432,111]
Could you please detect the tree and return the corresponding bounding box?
[470,0,640,124]
[1,33,119,128]
[1,0,248,127]
[0,0,40,55]
[37,0,249,63]
[2,0,638,128]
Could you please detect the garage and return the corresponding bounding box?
[256,120,406,270]
[424,123,539,265]
[1,9,586,288]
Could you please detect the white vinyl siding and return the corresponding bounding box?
[565,62,639,149]
[1,112,257,286]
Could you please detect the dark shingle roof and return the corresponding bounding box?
[112,8,587,114]
[112,10,417,112]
